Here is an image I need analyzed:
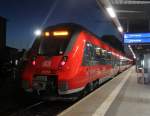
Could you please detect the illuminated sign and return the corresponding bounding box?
[53,31,69,36]
[124,33,150,43]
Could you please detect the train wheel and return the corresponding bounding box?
[79,87,88,98]
[95,80,99,88]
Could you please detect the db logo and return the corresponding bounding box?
[42,61,51,67]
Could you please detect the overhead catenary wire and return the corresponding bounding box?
[26,0,59,49]
[40,0,59,28]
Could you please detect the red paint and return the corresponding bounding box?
[21,24,132,97]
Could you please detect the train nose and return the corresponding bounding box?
[32,76,47,91]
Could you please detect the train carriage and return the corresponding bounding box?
[21,23,132,99]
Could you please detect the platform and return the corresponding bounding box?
[58,66,150,116]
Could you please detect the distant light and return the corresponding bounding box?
[96,48,101,50]
[133,56,136,59]
[118,26,123,33]
[53,31,69,36]
[106,7,116,18]
[128,45,136,59]
[128,45,131,48]
[142,60,144,66]
[45,32,50,37]
[34,29,42,36]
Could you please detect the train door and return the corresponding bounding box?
[83,42,93,82]
[112,56,119,76]
[106,51,114,77]
[102,50,113,78]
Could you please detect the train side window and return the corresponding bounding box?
[105,51,112,64]
[92,46,106,65]
[82,42,92,65]
[107,52,112,60]
[117,58,120,66]
[101,49,107,64]
[92,46,100,65]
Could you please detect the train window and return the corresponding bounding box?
[120,60,127,66]
[92,46,106,65]
[83,44,112,65]
[117,58,120,66]
[101,50,107,58]
[105,51,112,65]
[95,47,101,56]
[82,42,93,65]
[107,52,112,60]
[92,46,101,65]
[39,36,71,56]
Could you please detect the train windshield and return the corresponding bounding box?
[38,35,71,56]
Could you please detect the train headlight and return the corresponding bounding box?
[59,56,68,68]
[45,32,50,37]
[32,60,36,66]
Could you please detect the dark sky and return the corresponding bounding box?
[0,0,120,49]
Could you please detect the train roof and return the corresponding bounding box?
[44,23,124,53]
[44,23,84,32]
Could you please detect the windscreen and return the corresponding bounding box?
[39,35,70,56]
[29,30,73,57]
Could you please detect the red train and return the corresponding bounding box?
[21,23,132,99]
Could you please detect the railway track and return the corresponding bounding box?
[9,80,111,116]
[0,74,114,116]
[9,100,75,116]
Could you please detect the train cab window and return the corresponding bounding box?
[39,38,69,56]
[38,35,71,56]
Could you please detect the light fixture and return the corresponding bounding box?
[106,7,116,18]
[128,45,136,59]
[118,26,123,33]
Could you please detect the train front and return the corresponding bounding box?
[21,24,76,98]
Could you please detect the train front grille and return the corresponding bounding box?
[32,75,58,96]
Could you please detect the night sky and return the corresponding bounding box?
[0,0,120,49]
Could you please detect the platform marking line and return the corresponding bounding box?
[92,69,132,116]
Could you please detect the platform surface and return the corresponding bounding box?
[58,66,150,116]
